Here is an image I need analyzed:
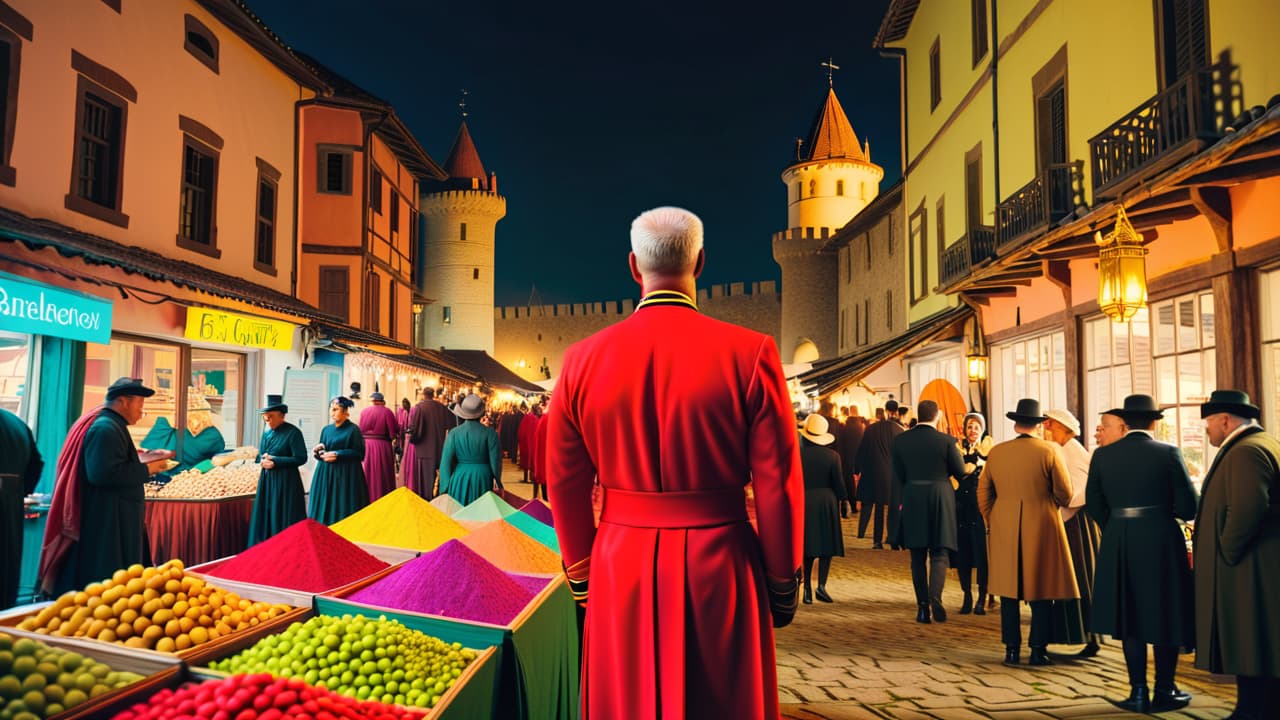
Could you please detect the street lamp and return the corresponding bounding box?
[966,319,988,381]
[1096,206,1148,323]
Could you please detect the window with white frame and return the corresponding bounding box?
[1150,289,1216,485]
[1260,268,1279,432]
[990,331,1066,442]
[1083,308,1153,449]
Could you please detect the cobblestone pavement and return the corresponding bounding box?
[500,464,1236,719]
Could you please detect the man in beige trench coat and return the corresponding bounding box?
[978,398,1079,667]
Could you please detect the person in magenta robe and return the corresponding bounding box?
[545,207,804,719]
[359,393,398,501]
[517,404,542,483]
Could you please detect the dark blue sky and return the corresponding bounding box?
[247,0,900,307]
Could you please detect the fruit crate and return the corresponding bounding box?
[0,625,184,719]
[316,573,579,720]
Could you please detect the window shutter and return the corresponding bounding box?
[319,267,349,322]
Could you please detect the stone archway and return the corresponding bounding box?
[792,339,819,365]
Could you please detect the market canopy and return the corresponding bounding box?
[438,349,545,394]
[798,304,973,396]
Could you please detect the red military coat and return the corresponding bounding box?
[545,290,804,720]
[517,411,541,471]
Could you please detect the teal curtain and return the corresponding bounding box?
[34,337,86,493]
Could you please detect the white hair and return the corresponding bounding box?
[630,206,703,275]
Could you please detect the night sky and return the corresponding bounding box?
[247,0,900,307]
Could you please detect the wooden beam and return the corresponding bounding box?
[966,288,1020,299]
[1176,155,1280,187]
[1035,246,1103,261]
[1128,188,1192,214]
[1223,132,1280,164]
[1044,260,1072,305]
[1127,205,1201,229]
[1190,186,1233,253]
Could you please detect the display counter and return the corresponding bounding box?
[143,493,254,567]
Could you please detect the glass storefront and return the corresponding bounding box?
[1262,268,1279,432]
[0,330,33,423]
[990,331,1067,442]
[1083,309,1153,449]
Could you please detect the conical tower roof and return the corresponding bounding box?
[800,88,866,163]
[443,121,488,189]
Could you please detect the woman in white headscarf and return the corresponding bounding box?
[953,412,994,614]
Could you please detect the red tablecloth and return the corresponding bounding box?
[144,494,254,567]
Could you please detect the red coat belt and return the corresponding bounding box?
[600,486,747,528]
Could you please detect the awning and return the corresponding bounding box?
[437,349,546,394]
[799,304,973,395]
[0,206,339,323]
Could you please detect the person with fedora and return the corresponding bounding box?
[41,378,171,594]
[798,413,846,604]
[248,394,308,546]
[1086,394,1197,713]
[1043,408,1102,658]
[308,396,368,525]
[856,399,905,548]
[0,407,41,609]
[407,387,453,499]
[953,411,993,615]
[358,392,398,502]
[543,207,804,717]
[978,398,1078,667]
[1194,390,1280,720]
[438,394,503,506]
[893,400,966,623]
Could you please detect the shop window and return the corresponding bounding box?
[990,331,1067,442]
[0,330,33,424]
[1083,309,1153,450]
[318,145,351,194]
[189,347,242,457]
[370,168,382,214]
[84,337,179,449]
[183,14,219,74]
[0,25,22,187]
[1150,290,1216,483]
[1262,268,1280,432]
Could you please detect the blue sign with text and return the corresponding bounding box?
[0,270,113,344]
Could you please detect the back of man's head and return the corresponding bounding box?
[917,400,940,423]
[631,207,703,275]
[819,400,834,416]
[423,387,435,399]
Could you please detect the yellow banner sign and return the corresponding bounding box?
[184,307,294,351]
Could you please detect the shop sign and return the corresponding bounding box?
[185,307,294,351]
[0,270,112,344]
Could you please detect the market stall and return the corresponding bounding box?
[144,495,255,568]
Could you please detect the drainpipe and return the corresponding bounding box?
[991,0,1001,211]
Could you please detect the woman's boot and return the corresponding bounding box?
[974,589,987,616]
[959,589,973,615]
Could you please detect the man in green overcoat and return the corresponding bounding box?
[0,407,42,608]
[1194,390,1280,720]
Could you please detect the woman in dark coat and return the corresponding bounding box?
[308,396,368,525]
[248,395,308,546]
[953,412,993,614]
[439,394,503,506]
[798,414,845,604]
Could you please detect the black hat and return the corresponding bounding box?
[1006,398,1048,425]
[1200,389,1261,420]
[106,377,155,401]
[1104,394,1164,423]
[884,399,900,413]
[259,394,288,414]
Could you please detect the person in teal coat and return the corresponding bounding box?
[308,396,368,525]
[439,394,503,506]
[247,395,308,546]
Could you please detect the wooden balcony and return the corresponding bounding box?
[995,161,1084,253]
[1089,65,1230,199]
[939,225,995,290]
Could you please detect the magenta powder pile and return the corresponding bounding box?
[509,573,552,597]
[202,518,389,593]
[345,539,536,625]
[520,499,554,527]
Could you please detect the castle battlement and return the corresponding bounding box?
[494,280,779,320]
[772,226,835,243]
[419,189,507,217]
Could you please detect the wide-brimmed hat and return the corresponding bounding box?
[1006,398,1048,425]
[1105,394,1164,423]
[1045,409,1081,436]
[800,414,835,445]
[453,393,486,420]
[106,377,155,401]
[1200,389,1260,419]
[259,394,288,414]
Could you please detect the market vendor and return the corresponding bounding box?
[247,395,308,546]
[139,390,227,473]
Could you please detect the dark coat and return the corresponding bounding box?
[1193,426,1280,676]
[248,421,308,546]
[61,409,149,591]
[892,425,964,551]
[855,419,903,503]
[1,409,42,608]
[408,399,452,497]
[800,438,845,558]
[839,419,863,482]
[308,420,368,525]
[1086,431,1197,646]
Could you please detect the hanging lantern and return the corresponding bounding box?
[966,317,988,381]
[1096,207,1148,322]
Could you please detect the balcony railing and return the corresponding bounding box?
[995,161,1084,252]
[939,225,996,289]
[1089,65,1231,198]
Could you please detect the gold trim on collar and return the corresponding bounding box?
[635,289,698,312]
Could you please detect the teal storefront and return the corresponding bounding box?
[0,269,112,605]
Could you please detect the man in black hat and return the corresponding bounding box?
[1193,390,1280,720]
[1086,394,1197,713]
[59,378,169,592]
[855,400,905,548]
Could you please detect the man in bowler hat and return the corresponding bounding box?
[1086,394,1197,713]
[978,398,1078,667]
[1194,390,1280,720]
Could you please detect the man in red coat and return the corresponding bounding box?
[545,206,804,719]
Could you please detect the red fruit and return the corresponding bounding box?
[254,693,272,710]
[273,690,298,707]
[258,709,283,720]
[213,710,232,720]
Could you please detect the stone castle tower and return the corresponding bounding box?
[420,122,507,354]
[773,86,883,363]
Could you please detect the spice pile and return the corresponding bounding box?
[112,673,430,719]
[451,492,518,523]
[505,511,559,552]
[459,520,563,574]
[198,519,388,593]
[330,487,468,551]
[429,494,462,516]
[520,499,554,526]
[346,541,537,625]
